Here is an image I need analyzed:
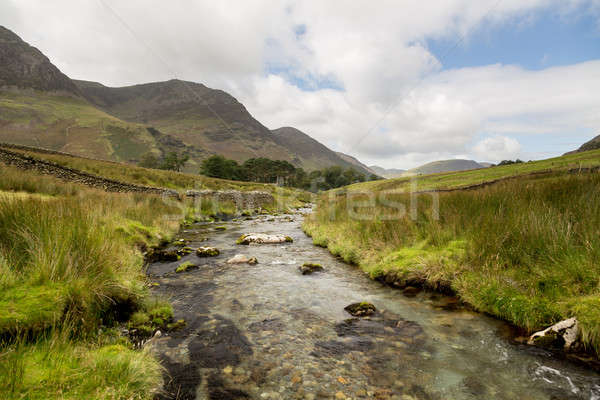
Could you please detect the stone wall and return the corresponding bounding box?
[0,146,180,197]
[0,145,276,208]
[185,190,274,210]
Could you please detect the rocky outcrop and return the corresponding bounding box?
[528,317,580,350]
[185,189,274,210]
[0,146,180,198]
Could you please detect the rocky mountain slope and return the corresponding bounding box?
[565,134,600,155]
[0,26,80,94]
[270,127,372,175]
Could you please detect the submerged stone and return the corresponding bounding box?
[344,302,377,317]
[227,254,258,264]
[299,263,324,275]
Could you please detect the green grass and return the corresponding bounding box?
[0,165,185,398]
[304,168,600,353]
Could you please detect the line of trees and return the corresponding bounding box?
[199,155,379,190]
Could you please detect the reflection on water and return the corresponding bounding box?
[148,210,600,400]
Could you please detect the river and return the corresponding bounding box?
[147,209,600,400]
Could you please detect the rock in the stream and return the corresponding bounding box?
[175,261,198,273]
[227,254,258,265]
[236,233,293,245]
[528,317,580,350]
[344,302,377,317]
[196,246,220,257]
[299,263,324,275]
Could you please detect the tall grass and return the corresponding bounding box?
[0,165,183,398]
[304,172,600,352]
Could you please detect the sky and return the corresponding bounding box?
[2,0,599,169]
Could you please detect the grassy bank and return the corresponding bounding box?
[304,169,600,353]
[0,165,185,399]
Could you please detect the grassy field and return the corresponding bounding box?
[0,150,307,398]
[340,148,600,193]
[304,153,600,354]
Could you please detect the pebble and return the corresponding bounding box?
[335,392,347,399]
[223,365,233,374]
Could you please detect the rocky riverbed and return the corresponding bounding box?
[146,209,600,400]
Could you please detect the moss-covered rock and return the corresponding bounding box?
[237,233,293,245]
[299,263,324,275]
[196,246,220,257]
[175,261,198,273]
[344,302,377,317]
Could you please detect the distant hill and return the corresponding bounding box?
[368,165,406,178]
[409,159,486,175]
[565,134,600,155]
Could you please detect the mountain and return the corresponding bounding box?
[368,165,406,179]
[268,127,372,175]
[334,152,378,176]
[0,26,80,95]
[408,159,485,175]
[0,26,211,168]
[0,26,372,173]
[74,79,301,165]
[565,134,600,155]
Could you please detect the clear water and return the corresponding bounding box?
[148,210,600,400]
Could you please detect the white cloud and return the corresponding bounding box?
[473,136,522,162]
[2,0,599,169]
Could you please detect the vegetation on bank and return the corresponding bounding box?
[304,167,600,353]
[0,165,183,399]
[200,154,379,191]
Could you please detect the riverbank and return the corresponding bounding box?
[302,170,600,359]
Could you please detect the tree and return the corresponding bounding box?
[138,152,159,169]
[160,152,189,172]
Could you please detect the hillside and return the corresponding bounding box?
[408,159,485,175]
[269,127,372,175]
[74,79,300,165]
[334,151,377,175]
[566,134,600,154]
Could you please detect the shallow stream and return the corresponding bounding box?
[147,210,600,400]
